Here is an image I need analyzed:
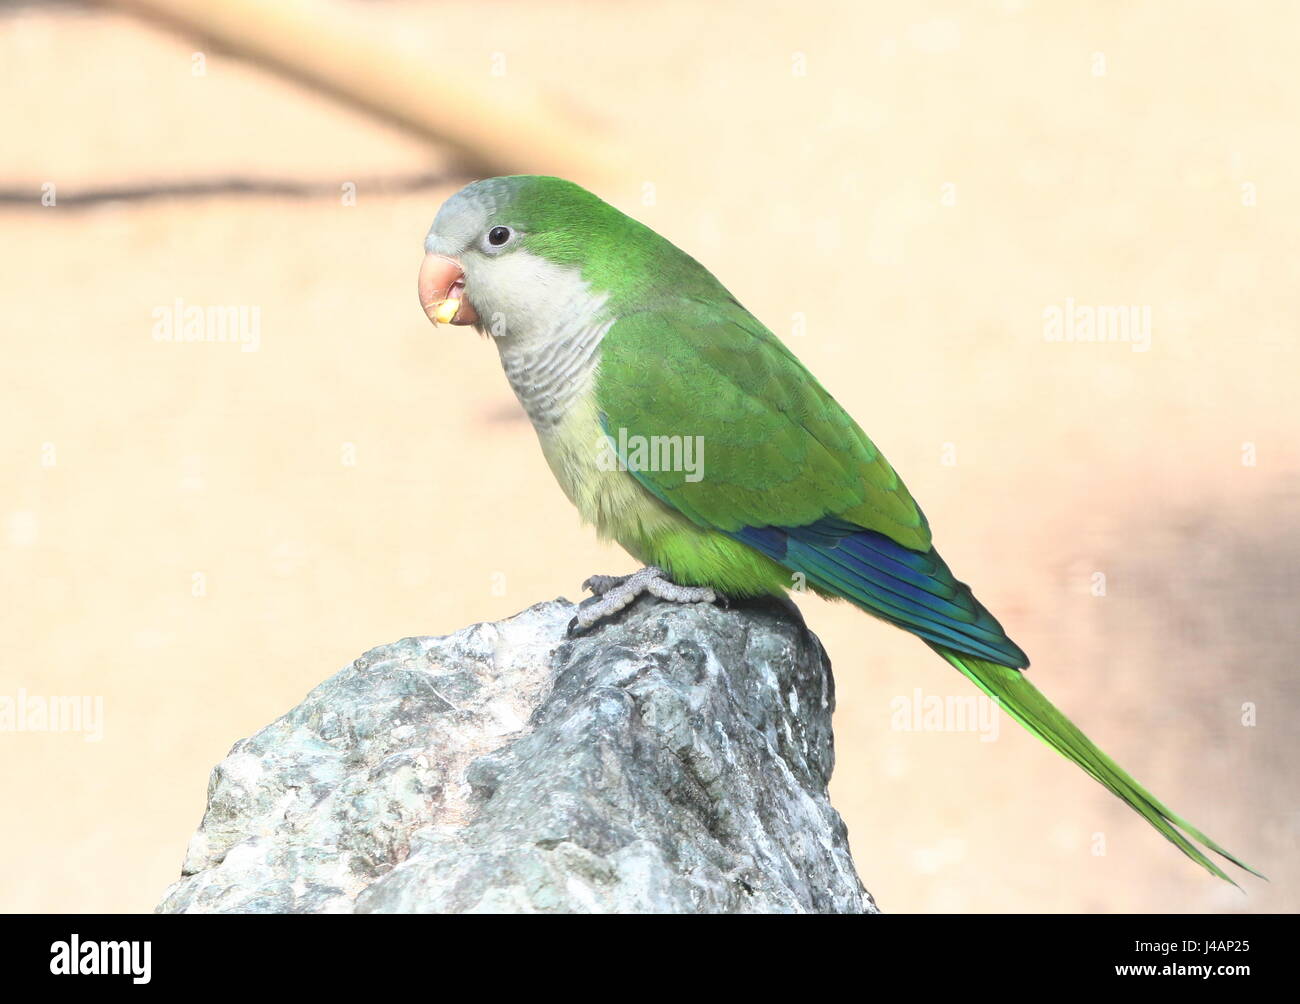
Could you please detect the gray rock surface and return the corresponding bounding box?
[157,594,875,913]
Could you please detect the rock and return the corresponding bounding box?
[157,594,875,914]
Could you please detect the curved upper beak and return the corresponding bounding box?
[418,252,479,326]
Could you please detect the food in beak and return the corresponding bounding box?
[418,253,478,326]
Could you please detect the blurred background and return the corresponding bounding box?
[3,0,1297,913]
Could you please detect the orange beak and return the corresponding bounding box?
[418,253,479,326]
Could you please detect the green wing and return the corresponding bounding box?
[595,298,932,550]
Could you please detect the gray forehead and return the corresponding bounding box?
[424,179,512,256]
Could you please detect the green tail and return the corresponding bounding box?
[931,645,1264,885]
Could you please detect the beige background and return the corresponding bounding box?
[3,0,1296,913]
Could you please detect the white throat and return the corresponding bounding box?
[468,252,612,429]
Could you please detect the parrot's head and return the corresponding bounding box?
[418,175,605,336]
[419,175,720,341]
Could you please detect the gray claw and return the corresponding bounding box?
[571,566,721,632]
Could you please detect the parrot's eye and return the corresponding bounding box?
[487,226,512,247]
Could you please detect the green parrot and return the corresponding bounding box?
[418,175,1259,885]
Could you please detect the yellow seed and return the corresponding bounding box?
[433,297,461,324]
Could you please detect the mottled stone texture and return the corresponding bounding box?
[158,595,874,914]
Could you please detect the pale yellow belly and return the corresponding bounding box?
[534,394,685,563]
[530,391,794,597]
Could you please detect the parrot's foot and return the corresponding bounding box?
[568,566,718,635]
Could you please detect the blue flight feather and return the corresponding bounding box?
[731,520,1030,668]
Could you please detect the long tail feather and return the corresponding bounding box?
[931,645,1264,885]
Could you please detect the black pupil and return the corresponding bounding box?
[488,226,510,246]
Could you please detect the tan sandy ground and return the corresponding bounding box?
[2,0,1297,913]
